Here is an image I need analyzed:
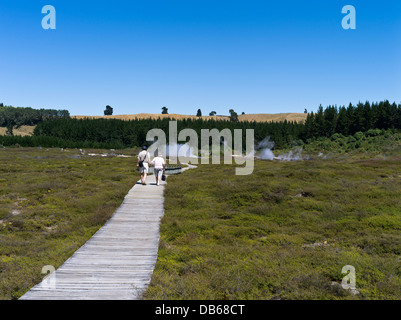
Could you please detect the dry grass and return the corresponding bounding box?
[73,113,307,123]
[0,126,35,137]
[238,113,307,123]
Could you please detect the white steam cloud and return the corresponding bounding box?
[254,137,310,161]
[255,137,275,160]
[166,143,198,158]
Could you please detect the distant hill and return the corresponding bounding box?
[1,113,307,138]
[72,113,308,123]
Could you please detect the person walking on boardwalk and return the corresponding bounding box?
[151,153,165,186]
[137,146,150,185]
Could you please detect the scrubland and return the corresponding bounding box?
[144,154,401,299]
[0,147,135,299]
[1,138,401,300]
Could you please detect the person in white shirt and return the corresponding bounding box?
[137,146,150,185]
[151,153,166,186]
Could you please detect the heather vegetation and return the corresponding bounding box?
[144,155,401,300]
[1,138,401,300]
[0,148,135,299]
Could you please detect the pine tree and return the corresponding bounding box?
[314,105,325,136]
[323,105,338,137]
[302,112,315,139]
[336,106,349,135]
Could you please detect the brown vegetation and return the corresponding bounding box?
[73,113,307,123]
[0,126,35,137]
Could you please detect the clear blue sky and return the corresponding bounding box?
[1,0,400,116]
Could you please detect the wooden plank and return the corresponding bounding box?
[19,173,168,300]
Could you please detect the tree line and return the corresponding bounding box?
[27,116,302,150]
[303,100,401,140]
[0,104,70,135]
[1,100,400,150]
[26,115,300,150]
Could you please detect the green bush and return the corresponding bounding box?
[366,129,382,137]
[331,133,344,141]
[354,132,364,140]
[348,136,356,143]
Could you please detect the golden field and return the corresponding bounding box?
[73,112,307,123]
[0,126,35,136]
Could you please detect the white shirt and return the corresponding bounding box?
[151,156,165,169]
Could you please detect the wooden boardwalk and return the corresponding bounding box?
[20,173,167,300]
